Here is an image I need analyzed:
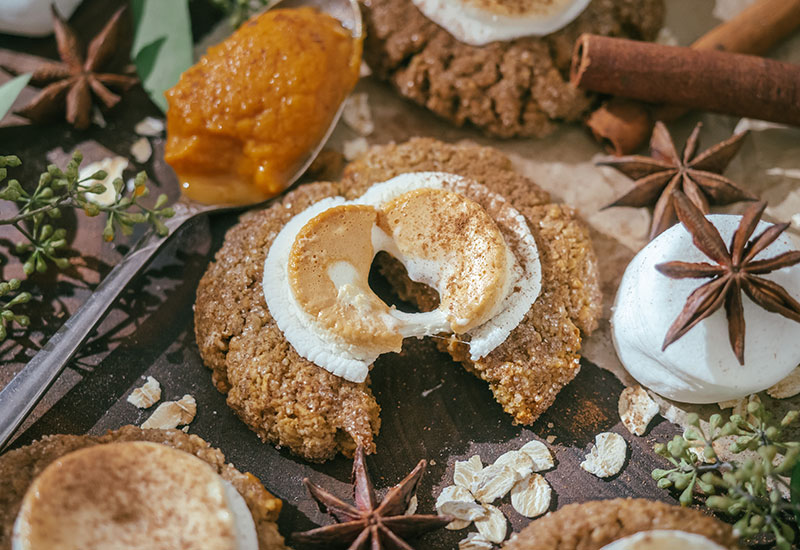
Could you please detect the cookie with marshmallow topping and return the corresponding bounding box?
[194,138,602,462]
[502,498,740,550]
[361,0,664,138]
[0,425,285,550]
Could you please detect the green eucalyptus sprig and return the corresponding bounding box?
[0,151,174,341]
[652,399,800,549]
[0,279,30,341]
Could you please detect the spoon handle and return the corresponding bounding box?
[0,210,197,451]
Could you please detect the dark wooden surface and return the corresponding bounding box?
[0,2,713,548]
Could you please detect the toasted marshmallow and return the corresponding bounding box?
[12,442,257,550]
[376,187,512,333]
[263,172,541,383]
[612,215,800,404]
[600,530,726,550]
[411,0,590,46]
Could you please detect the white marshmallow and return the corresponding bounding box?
[612,215,800,404]
[600,530,726,550]
[262,172,542,382]
[0,0,82,37]
[222,480,259,550]
[411,0,590,46]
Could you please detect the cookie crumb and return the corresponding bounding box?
[717,398,739,409]
[618,386,660,436]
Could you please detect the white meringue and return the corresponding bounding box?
[612,214,800,404]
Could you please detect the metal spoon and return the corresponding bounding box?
[0,0,362,451]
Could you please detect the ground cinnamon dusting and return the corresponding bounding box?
[378,187,509,332]
[465,0,575,16]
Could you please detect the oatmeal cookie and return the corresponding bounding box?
[361,0,664,138]
[194,138,601,461]
[502,498,741,550]
[0,425,285,550]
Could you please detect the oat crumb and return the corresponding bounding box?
[126,376,161,409]
[342,92,374,136]
[581,432,627,478]
[141,394,196,429]
[130,137,153,164]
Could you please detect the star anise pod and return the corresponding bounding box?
[599,121,758,240]
[7,6,137,129]
[293,446,452,549]
[656,191,800,365]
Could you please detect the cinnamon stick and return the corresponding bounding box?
[584,98,652,155]
[572,35,800,128]
[582,0,800,155]
[693,0,800,55]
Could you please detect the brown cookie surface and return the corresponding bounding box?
[0,425,285,550]
[361,0,664,138]
[195,181,382,462]
[194,138,601,461]
[503,498,741,550]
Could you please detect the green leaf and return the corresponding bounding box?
[790,460,800,526]
[131,0,193,112]
[0,73,31,121]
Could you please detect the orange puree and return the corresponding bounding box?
[164,8,361,205]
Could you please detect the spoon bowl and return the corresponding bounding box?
[0,0,363,450]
